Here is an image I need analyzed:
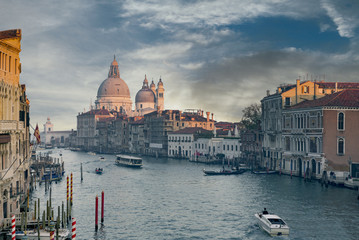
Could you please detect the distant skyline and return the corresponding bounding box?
[1,0,359,130]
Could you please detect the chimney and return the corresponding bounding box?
[277,87,282,94]
[201,110,204,117]
[206,112,210,122]
[179,111,182,120]
[211,113,214,120]
[335,82,338,92]
[296,78,300,104]
[266,90,270,96]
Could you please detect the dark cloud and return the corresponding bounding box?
[1,0,359,129]
[187,49,359,122]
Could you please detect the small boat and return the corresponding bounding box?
[203,168,246,175]
[253,170,277,174]
[99,156,105,161]
[41,170,65,182]
[255,208,289,236]
[116,155,143,168]
[7,228,70,239]
[95,168,103,174]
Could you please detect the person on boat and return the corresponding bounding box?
[263,208,268,214]
[96,168,98,171]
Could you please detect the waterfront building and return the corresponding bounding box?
[41,117,72,148]
[0,29,31,223]
[282,89,359,179]
[192,126,241,163]
[240,129,263,169]
[261,78,359,171]
[144,110,215,157]
[168,127,212,159]
[128,117,145,154]
[76,109,113,151]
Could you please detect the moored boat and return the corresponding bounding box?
[7,228,70,239]
[255,208,289,236]
[253,170,277,174]
[116,155,143,168]
[203,168,246,175]
[95,168,103,174]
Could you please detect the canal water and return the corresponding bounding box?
[31,149,359,240]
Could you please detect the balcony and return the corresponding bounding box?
[0,120,18,131]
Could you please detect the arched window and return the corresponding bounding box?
[338,138,344,155]
[338,112,344,130]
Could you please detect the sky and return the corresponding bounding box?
[1,0,359,131]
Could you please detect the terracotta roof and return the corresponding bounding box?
[80,109,111,116]
[170,127,212,135]
[316,82,359,89]
[0,29,21,39]
[145,109,215,122]
[289,89,359,109]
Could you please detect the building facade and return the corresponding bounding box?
[0,29,31,224]
[240,129,263,169]
[41,117,72,148]
[282,89,359,179]
[261,78,359,171]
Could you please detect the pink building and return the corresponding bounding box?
[282,89,359,179]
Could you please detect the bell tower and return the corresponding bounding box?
[156,78,164,111]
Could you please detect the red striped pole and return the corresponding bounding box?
[101,191,104,223]
[72,218,76,240]
[70,173,73,205]
[11,214,15,240]
[50,230,54,240]
[67,175,69,201]
[95,195,98,231]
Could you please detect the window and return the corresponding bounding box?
[285,97,290,106]
[317,162,321,174]
[338,112,344,130]
[338,138,344,155]
[285,137,290,151]
[309,137,317,153]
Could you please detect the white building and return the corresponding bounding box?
[41,117,72,148]
[168,127,241,161]
[168,127,211,159]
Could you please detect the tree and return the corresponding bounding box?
[240,103,261,130]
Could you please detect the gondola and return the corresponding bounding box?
[203,168,246,175]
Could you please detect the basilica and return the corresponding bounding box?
[94,56,164,116]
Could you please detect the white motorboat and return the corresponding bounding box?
[255,209,289,236]
[116,154,143,168]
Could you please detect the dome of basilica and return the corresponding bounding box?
[135,88,155,103]
[97,77,130,98]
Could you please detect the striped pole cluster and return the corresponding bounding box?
[72,218,76,240]
[11,214,16,240]
[71,173,73,205]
